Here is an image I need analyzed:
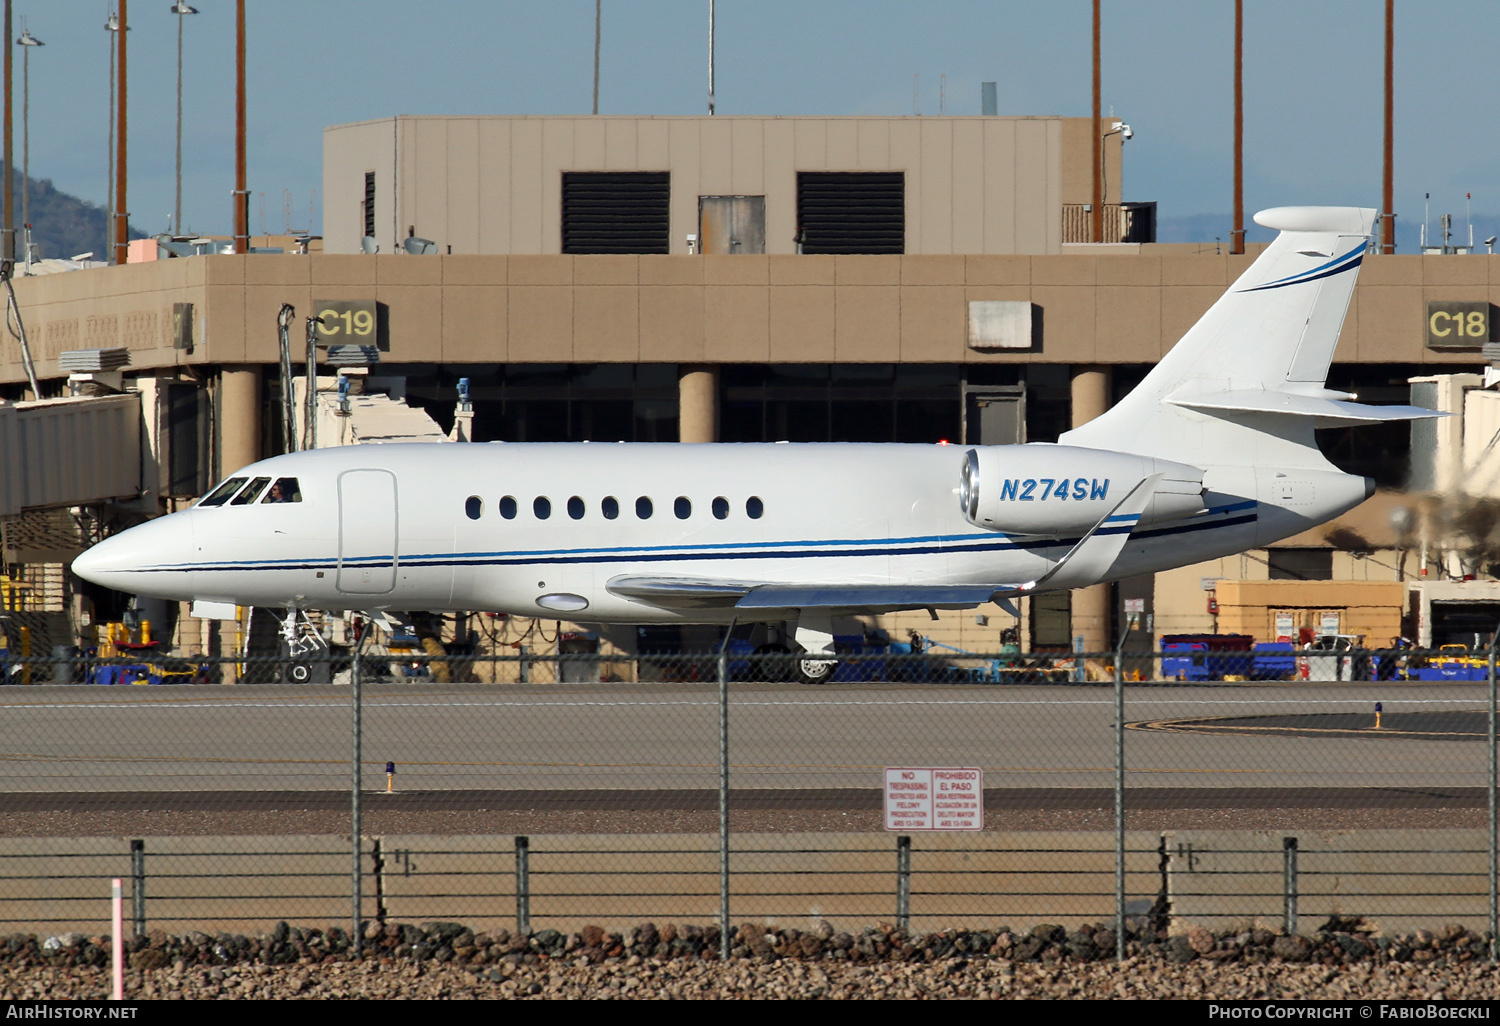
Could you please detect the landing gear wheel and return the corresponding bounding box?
[287,662,312,684]
[751,644,793,683]
[795,656,838,685]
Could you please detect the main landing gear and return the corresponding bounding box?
[793,616,838,686]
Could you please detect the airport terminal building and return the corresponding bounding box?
[1,114,1495,661]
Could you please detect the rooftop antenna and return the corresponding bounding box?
[913,73,918,115]
[1467,192,1473,251]
[706,0,714,115]
[592,0,600,115]
[1422,192,1430,250]
[283,188,293,234]
[940,74,946,114]
[1231,0,1244,254]
[1381,0,1394,253]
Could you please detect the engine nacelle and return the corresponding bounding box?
[959,445,1205,536]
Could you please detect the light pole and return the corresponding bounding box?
[16,24,40,266]
[169,3,196,236]
[105,10,121,262]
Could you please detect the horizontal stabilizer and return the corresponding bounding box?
[1168,389,1449,427]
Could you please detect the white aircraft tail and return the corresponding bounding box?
[1062,206,1435,469]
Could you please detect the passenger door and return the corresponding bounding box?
[337,469,398,594]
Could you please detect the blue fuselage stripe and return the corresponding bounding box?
[136,503,1259,575]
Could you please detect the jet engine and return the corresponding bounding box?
[959,445,1205,536]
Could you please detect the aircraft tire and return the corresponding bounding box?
[287,662,313,685]
[751,644,793,683]
[794,655,838,686]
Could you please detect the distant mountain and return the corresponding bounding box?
[17,172,145,261]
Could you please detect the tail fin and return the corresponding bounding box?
[1063,206,1389,468]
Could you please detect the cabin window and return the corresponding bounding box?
[534,496,552,519]
[263,478,301,503]
[231,477,271,505]
[500,495,517,519]
[567,496,585,520]
[746,496,764,519]
[602,496,620,519]
[636,496,653,519]
[712,496,730,519]
[465,496,483,520]
[674,496,692,519]
[198,477,247,507]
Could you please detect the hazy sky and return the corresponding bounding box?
[21,1,1497,249]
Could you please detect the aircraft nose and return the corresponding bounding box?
[72,512,197,600]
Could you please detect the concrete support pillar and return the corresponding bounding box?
[1070,365,1112,653]
[678,364,719,443]
[219,365,262,475]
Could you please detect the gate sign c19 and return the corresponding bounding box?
[313,300,378,344]
[884,767,984,831]
[1426,301,1492,349]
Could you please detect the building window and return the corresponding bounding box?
[363,171,376,242]
[721,364,960,443]
[796,172,904,254]
[404,364,680,444]
[1268,548,1333,581]
[561,171,670,254]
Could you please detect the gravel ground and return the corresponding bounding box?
[4,956,1500,1000]
[0,806,1481,837]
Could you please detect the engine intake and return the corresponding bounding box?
[960,445,1205,536]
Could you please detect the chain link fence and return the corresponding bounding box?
[0,639,1497,959]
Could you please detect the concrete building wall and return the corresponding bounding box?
[324,116,1074,257]
[6,253,1499,387]
[1216,580,1405,645]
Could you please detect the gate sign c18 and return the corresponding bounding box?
[313,300,377,344]
[1426,301,1492,349]
[884,767,983,831]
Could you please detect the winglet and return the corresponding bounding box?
[1013,473,1162,594]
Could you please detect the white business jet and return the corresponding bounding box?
[73,207,1441,681]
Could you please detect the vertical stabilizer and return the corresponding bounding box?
[1062,206,1376,468]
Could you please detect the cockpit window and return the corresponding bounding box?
[231,477,272,505]
[198,477,247,507]
[262,478,302,503]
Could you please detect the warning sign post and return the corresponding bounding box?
[883,767,983,831]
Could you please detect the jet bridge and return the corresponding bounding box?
[0,393,141,516]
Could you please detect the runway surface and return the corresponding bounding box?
[0,680,1489,793]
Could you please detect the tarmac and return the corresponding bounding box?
[0,680,1488,794]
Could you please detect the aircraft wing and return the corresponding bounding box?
[606,575,1013,614]
[1015,472,1163,593]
